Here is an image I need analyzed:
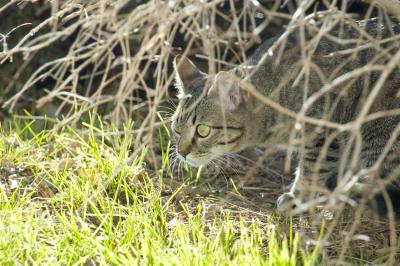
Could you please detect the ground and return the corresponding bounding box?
[0,118,399,265]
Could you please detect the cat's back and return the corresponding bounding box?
[246,17,400,121]
[251,17,400,66]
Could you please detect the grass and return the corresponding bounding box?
[0,117,320,265]
[1,1,399,264]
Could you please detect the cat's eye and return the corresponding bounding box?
[196,124,211,138]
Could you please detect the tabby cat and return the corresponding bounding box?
[171,18,400,217]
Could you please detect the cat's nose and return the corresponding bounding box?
[178,143,192,158]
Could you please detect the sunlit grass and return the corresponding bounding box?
[0,118,319,265]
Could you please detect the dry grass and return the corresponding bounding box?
[1,0,400,264]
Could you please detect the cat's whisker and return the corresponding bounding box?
[175,155,183,178]
[206,152,235,175]
[210,156,230,178]
[220,156,241,176]
[208,159,226,179]
[170,155,179,175]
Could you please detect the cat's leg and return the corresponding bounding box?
[276,165,338,214]
[277,134,341,214]
[364,134,400,217]
[346,148,400,218]
[342,120,400,217]
[276,167,300,213]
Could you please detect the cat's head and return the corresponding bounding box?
[171,56,252,167]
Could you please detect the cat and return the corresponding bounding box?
[171,17,400,217]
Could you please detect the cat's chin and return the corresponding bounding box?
[182,154,216,167]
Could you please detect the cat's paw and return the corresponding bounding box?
[276,192,297,215]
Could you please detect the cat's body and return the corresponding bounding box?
[171,17,400,217]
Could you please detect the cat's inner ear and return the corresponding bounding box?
[174,55,203,98]
[213,71,244,110]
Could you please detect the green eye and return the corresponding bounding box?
[196,124,211,137]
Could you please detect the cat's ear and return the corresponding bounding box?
[173,55,203,97]
[212,71,244,110]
